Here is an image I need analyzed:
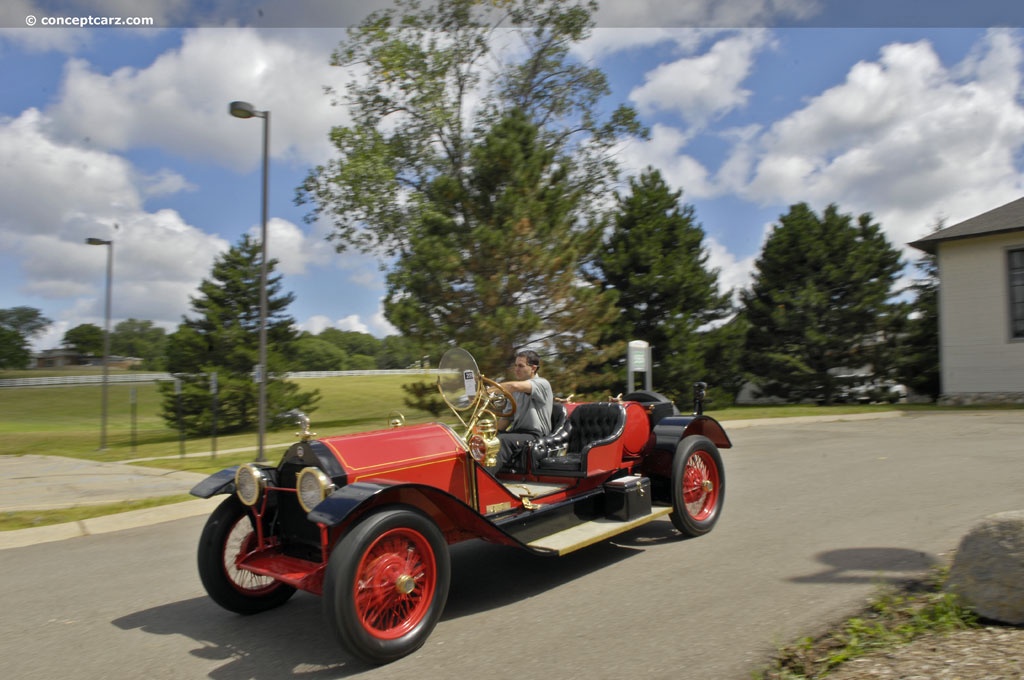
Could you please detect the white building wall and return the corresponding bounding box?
[938,231,1024,400]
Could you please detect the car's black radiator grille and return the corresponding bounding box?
[273,463,325,562]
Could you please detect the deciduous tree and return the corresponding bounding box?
[62,323,104,357]
[110,318,167,368]
[299,0,642,389]
[0,306,51,369]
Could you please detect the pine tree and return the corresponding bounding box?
[741,203,903,404]
[594,168,731,402]
[384,109,620,392]
[894,248,940,400]
[161,234,318,435]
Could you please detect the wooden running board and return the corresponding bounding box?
[526,506,673,556]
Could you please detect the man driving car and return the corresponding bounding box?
[489,349,552,473]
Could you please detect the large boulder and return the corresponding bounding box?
[947,510,1024,624]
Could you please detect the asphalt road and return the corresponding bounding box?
[1,410,1022,680]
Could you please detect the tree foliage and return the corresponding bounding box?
[894,236,940,401]
[300,0,643,388]
[594,168,731,402]
[384,109,620,387]
[741,203,903,404]
[0,306,51,369]
[161,235,318,435]
[62,323,104,356]
[110,318,167,369]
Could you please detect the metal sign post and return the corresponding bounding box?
[627,340,653,393]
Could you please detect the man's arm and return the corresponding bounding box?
[495,379,533,431]
[501,379,534,394]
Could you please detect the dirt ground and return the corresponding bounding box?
[825,625,1024,679]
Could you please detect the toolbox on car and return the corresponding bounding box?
[603,475,652,520]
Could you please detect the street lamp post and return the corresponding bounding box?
[229,100,269,462]
[86,236,113,450]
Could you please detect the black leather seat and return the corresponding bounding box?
[535,402,625,474]
[527,402,571,467]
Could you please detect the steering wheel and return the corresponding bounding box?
[482,377,516,419]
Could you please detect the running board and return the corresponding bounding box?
[526,506,673,556]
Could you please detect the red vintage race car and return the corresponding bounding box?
[190,347,730,665]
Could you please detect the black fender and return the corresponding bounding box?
[308,481,545,552]
[653,415,732,450]
[190,466,240,498]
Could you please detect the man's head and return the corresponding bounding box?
[512,349,540,379]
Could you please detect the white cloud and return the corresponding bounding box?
[629,30,775,127]
[614,124,714,198]
[297,307,396,340]
[738,29,1024,249]
[245,217,333,277]
[43,27,345,171]
[298,314,333,336]
[0,108,228,338]
[335,314,369,334]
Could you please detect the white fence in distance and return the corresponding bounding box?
[0,369,441,388]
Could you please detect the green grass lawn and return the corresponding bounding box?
[0,372,442,466]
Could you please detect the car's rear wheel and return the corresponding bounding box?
[197,495,296,614]
[323,506,450,665]
[669,435,725,537]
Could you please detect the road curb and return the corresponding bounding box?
[0,497,221,551]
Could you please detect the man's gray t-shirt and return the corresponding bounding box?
[508,376,552,436]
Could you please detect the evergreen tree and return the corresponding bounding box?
[594,168,731,402]
[383,109,620,391]
[894,244,940,401]
[741,203,903,404]
[161,234,318,435]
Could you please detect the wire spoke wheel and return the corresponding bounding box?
[223,517,279,595]
[353,527,438,639]
[682,450,720,521]
[324,507,451,665]
[670,435,725,537]
[197,496,296,614]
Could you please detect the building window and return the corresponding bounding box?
[1011,248,1024,339]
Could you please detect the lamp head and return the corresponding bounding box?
[229,100,263,119]
[86,238,111,246]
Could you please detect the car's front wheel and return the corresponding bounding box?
[669,435,725,537]
[323,506,450,665]
[197,495,296,614]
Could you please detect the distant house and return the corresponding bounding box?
[910,196,1024,405]
[33,348,83,368]
[32,349,142,370]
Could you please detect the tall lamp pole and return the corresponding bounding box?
[229,100,269,462]
[86,236,113,450]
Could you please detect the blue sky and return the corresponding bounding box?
[2,1,1024,352]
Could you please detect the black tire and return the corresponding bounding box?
[669,435,725,537]
[197,496,296,614]
[323,507,451,665]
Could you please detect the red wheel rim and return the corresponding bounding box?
[353,527,438,640]
[224,516,280,595]
[682,450,720,521]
